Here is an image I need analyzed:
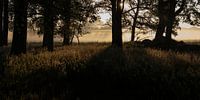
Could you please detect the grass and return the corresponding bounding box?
[0,43,200,99]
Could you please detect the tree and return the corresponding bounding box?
[0,0,3,47]
[42,0,54,51]
[123,0,156,42]
[119,0,157,42]
[154,0,168,40]
[130,0,140,42]
[2,0,9,46]
[155,0,187,41]
[27,0,97,47]
[10,0,27,55]
[56,0,97,45]
[56,0,71,45]
[27,0,55,51]
[180,1,200,28]
[111,0,125,47]
[165,0,186,40]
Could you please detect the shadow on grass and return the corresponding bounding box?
[71,46,200,99]
[0,69,78,99]
[1,45,200,99]
[72,46,128,99]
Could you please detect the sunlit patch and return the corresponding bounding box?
[120,3,123,8]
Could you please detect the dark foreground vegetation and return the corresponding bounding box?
[0,43,200,99]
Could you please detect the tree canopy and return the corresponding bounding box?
[1,0,200,54]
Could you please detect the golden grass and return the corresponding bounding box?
[1,43,200,99]
[6,43,200,77]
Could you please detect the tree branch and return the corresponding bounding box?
[175,0,186,15]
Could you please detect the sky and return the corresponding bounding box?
[97,0,200,28]
[99,13,196,28]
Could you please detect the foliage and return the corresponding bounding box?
[26,0,98,40]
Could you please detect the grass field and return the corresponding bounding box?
[0,43,200,99]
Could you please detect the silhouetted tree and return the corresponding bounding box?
[56,0,97,45]
[181,1,200,28]
[57,0,71,45]
[155,0,188,41]
[111,0,125,47]
[27,1,44,35]
[2,0,9,46]
[130,0,140,42]
[124,0,155,42]
[42,0,54,51]
[28,0,55,51]
[0,0,3,47]
[10,0,27,55]
[154,0,168,40]
[165,0,186,40]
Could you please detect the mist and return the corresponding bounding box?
[7,28,200,43]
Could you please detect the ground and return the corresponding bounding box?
[0,43,200,99]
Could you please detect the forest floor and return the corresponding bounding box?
[0,42,200,99]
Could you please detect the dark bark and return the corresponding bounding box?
[166,15,175,40]
[62,0,71,45]
[166,0,176,40]
[131,25,135,42]
[155,0,169,40]
[131,0,140,42]
[63,33,71,45]
[156,0,186,40]
[63,21,71,45]
[0,0,3,47]
[43,0,54,51]
[11,0,27,55]
[166,0,186,40]
[155,15,166,40]
[111,0,117,46]
[70,34,74,44]
[175,0,186,15]
[111,0,123,47]
[75,35,80,45]
[2,0,8,46]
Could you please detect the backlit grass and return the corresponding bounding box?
[0,43,200,99]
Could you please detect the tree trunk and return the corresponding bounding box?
[70,34,74,44]
[131,0,140,42]
[2,0,8,46]
[76,35,80,45]
[63,33,70,45]
[166,16,175,40]
[43,0,54,51]
[115,11,122,47]
[155,15,165,40]
[111,0,123,47]
[155,0,169,40]
[11,0,27,55]
[131,26,135,42]
[62,0,71,45]
[0,0,3,47]
[131,16,138,42]
[111,0,117,46]
[166,1,176,40]
[63,19,71,45]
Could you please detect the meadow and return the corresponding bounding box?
[0,43,200,99]
[6,27,200,44]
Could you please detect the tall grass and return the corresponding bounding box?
[1,43,200,99]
